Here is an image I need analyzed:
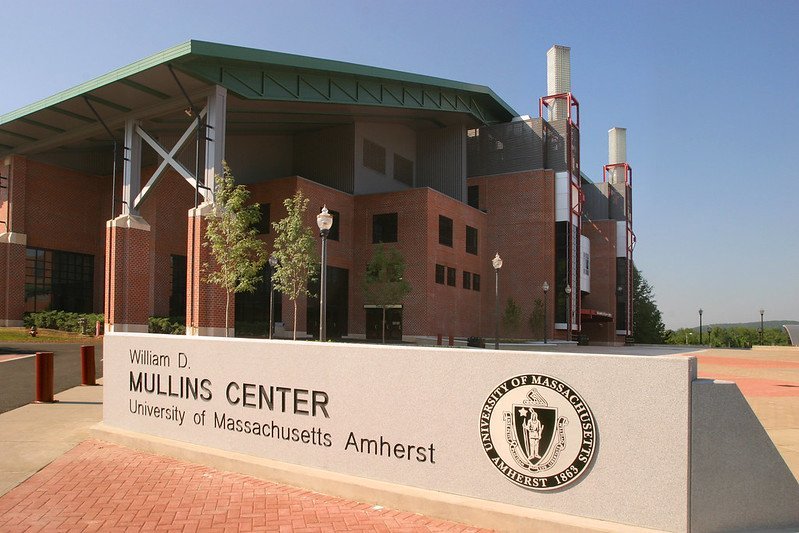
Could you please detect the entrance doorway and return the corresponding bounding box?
[306,266,349,339]
[365,307,403,342]
[235,263,282,337]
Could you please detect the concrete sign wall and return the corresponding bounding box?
[101,333,798,532]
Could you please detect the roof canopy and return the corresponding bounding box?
[0,40,517,161]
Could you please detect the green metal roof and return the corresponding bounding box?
[0,40,517,157]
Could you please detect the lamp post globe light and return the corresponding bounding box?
[542,281,550,344]
[699,308,704,345]
[565,284,572,342]
[492,253,503,350]
[760,308,765,345]
[316,205,334,342]
[268,254,278,339]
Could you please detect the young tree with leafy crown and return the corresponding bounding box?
[362,244,411,344]
[203,162,267,337]
[271,190,318,340]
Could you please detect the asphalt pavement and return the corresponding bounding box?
[0,343,103,414]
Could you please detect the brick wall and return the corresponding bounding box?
[105,220,151,327]
[581,219,619,344]
[138,168,194,317]
[22,157,112,314]
[468,170,557,340]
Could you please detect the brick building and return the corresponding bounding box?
[0,41,633,344]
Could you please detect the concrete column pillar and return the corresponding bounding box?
[104,214,151,333]
[0,232,26,326]
[185,202,233,337]
[1,156,28,326]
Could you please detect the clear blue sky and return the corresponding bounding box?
[3,1,797,329]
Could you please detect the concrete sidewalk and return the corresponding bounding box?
[0,381,102,496]
[0,346,796,531]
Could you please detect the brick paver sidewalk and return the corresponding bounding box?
[0,440,491,532]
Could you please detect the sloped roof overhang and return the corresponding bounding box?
[0,40,517,158]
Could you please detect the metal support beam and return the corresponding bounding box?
[132,108,207,209]
[122,120,142,216]
[204,86,227,200]
[4,89,214,157]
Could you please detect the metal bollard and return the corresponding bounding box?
[34,352,56,403]
[436,334,442,346]
[81,345,96,386]
[448,335,454,347]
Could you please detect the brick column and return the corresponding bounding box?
[105,214,151,333]
[186,202,233,337]
[0,232,26,326]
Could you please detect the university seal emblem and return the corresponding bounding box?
[479,374,597,491]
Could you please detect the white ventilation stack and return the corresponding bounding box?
[546,45,571,121]
[608,127,627,184]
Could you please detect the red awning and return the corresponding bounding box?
[580,308,613,322]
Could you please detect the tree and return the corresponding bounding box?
[203,162,267,337]
[528,298,545,340]
[362,244,411,344]
[271,190,318,340]
[502,298,522,337]
[632,265,666,344]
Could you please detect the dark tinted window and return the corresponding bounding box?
[447,267,456,287]
[372,213,398,243]
[256,203,270,234]
[321,207,340,241]
[467,185,479,209]
[466,226,478,255]
[169,255,187,318]
[439,215,453,247]
[25,247,93,313]
[472,273,481,291]
[463,271,471,289]
[435,264,445,284]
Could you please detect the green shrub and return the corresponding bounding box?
[148,316,186,335]
[23,311,104,334]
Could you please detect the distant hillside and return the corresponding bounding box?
[690,320,798,331]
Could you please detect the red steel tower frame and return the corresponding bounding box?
[540,93,581,338]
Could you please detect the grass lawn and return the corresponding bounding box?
[0,328,102,344]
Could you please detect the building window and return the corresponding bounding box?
[321,207,340,241]
[466,226,478,255]
[256,203,270,234]
[363,138,386,174]
[447,267,456,287]
[372,213,398,243]
[393,154,414,186]
[435,264,445,284]
[472,273,481,291]
[439,215,453,247]
[467,185,479,209]
[25,247,94,313]
[169,255,187,318]
[463,271,471,289]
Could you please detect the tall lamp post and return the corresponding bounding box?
[268,254,278,339]
[492,253,503,350]
[542,281,549,344]
[316,206,333,342]
[760,308,765,345]
[699,308,703,345]
[565,285,572,342]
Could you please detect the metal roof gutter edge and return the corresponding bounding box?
[188,40,517,117]
[0,41,193,126]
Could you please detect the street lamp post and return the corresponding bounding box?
[492,253,503,350]
[699,308,704,345]
[565,285,572,342]
[316,206,334,342]
[268,254,278,339]
[542,281,549,344]
[760,308,765,345]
